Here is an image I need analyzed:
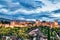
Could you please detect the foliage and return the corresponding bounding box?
[0,26,60,40]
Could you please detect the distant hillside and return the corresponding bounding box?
[0,18,11,21]
[0,18,35,23]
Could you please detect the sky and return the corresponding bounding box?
[0,0,60,22]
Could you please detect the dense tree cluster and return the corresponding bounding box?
[0,26,60,40]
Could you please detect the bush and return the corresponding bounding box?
[0,26,59,40]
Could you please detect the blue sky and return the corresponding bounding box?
[0,0,60,22]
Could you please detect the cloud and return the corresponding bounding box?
[26,19,36,21]
[0,0,20,10]
[17,17,36,21]
[0,14,13,20]
[52,9,60,13]
[34,0,60,12]
[17,17,25,20]
[19,0,45,9]
[0,0,60,21]
[0,0,60,15]
[38,17,54,22]
[0,5,3,7]
[9,2,60,15]
[48,0,60,4]
[0,8,9,13]
[50,13,60,18]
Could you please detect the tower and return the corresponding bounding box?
[53,20,59,28]
[35,20,41,26]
